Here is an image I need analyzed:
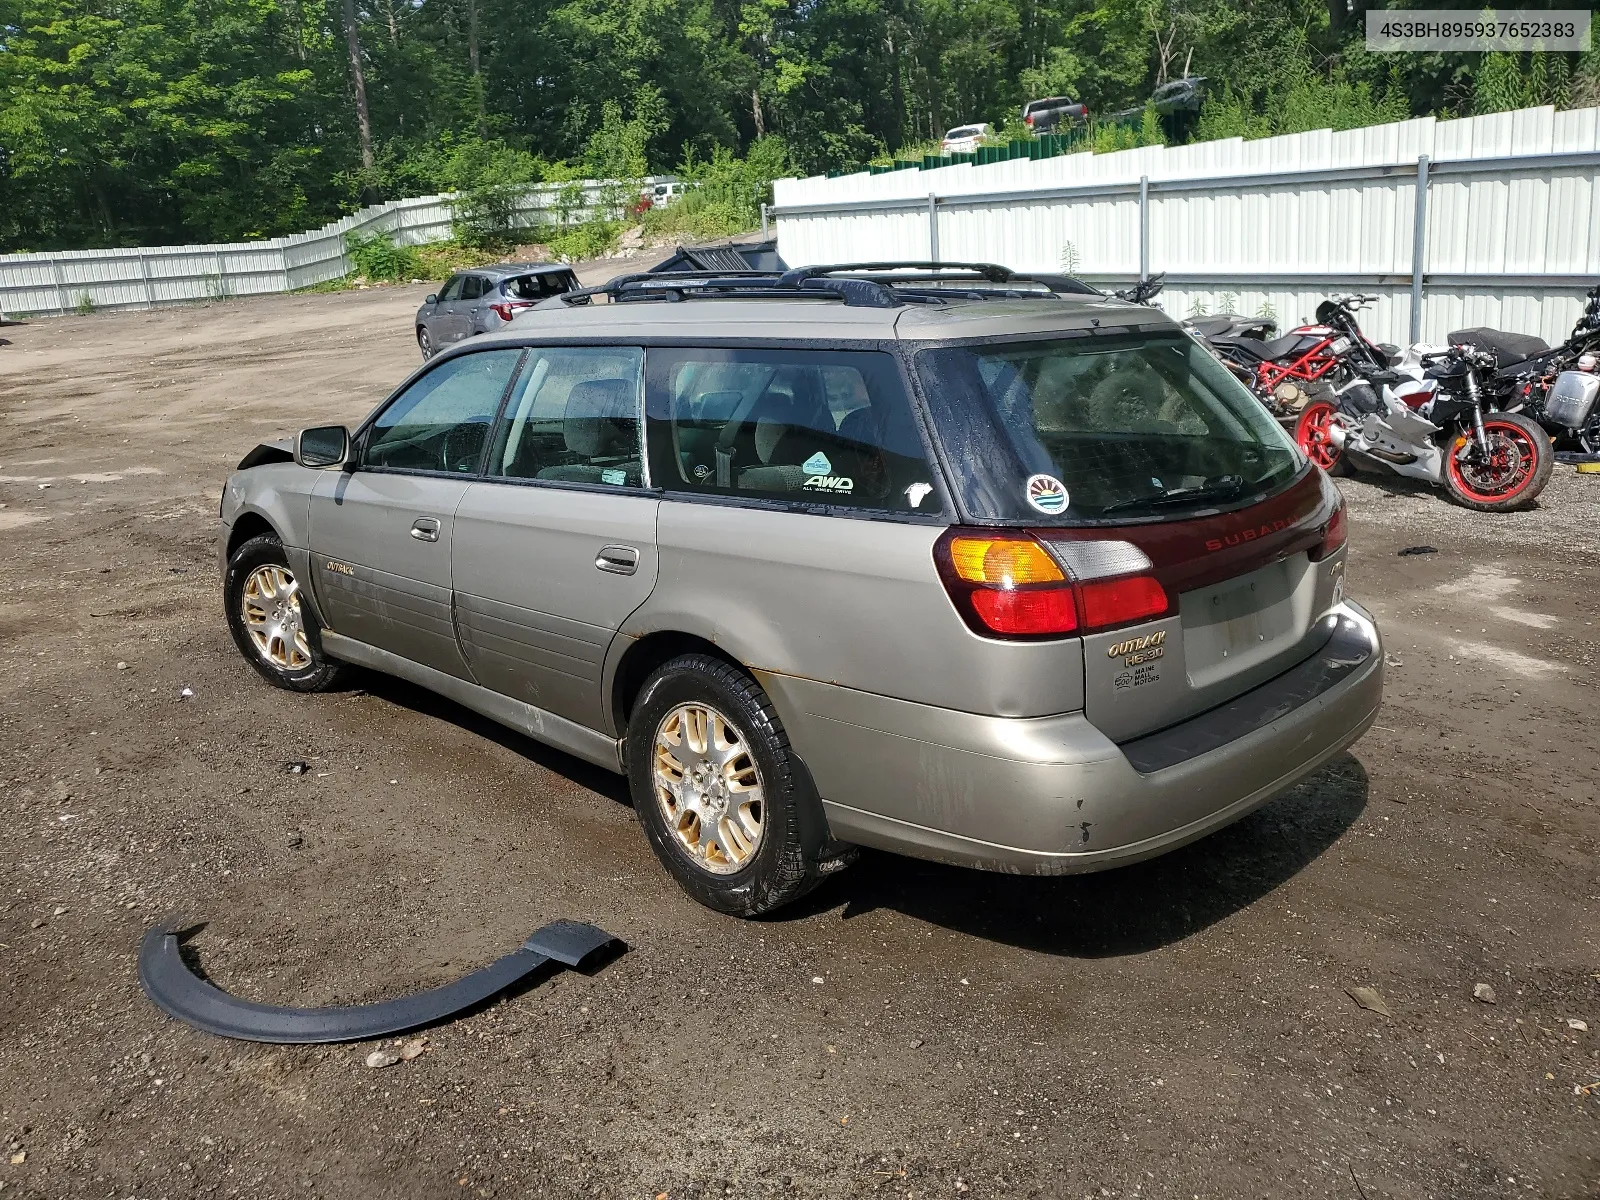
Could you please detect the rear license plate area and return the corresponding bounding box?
[1181,560,1299,687]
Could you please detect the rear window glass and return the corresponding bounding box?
[505,272,575,300]
[915,333,1303,523]
[644,347,942,514]
[946,126,982,138]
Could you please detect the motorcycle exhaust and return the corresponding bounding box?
[1364,445,1420,465]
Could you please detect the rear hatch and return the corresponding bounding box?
[915,326,1347,742]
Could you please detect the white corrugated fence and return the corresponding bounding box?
[0,179,667,318]
[772,106,1600,347]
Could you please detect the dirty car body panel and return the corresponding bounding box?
[220,279,1381,886]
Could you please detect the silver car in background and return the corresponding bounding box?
[220,264,1382,917]
[414,263,578,360]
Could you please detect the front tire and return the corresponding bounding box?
[417,326,434,361]
[224,534,348,692]
[1442,412,1553,512]
[626,654,828,917]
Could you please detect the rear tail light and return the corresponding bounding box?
[1078,575,1167,628]
[1311,491,1347,561]
[935,530,1171,640]
[489,301,534,321]
[1024,114,1035,127]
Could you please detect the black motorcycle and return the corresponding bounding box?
[1452,283,1600,451]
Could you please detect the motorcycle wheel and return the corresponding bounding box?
[1294,400,1352,476]
[1442,412,1553,512]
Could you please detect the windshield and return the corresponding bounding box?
[915,332,1304,523]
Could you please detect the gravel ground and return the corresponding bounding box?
[1,283,1597,1200]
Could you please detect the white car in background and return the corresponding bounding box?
[941,123,991,154]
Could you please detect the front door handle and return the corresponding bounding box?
[411,517,441,543]
[595,545,639,575]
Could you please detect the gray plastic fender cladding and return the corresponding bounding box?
[138,916,622,1044]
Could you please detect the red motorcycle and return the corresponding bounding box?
[1206,296,1394,433]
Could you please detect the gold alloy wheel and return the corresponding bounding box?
[240,564,312,672]
[652,702,766,874]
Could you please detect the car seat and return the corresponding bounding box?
[535,378,643,485]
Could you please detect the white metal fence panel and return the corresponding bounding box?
[772,106,1600,347]
[0,178,667,318]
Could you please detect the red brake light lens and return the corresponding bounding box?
[489,301,534,321]
[970,588,1079,636]
[1078,575,1168,629]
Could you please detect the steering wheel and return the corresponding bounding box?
[441,423,484,473]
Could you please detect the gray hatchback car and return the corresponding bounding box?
[414,263,578,361]
[220,265,1383,916]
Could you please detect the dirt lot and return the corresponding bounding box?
[1,281,1597,1200]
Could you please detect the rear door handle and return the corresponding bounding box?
[411,517,441,542]
[595,545,639,575]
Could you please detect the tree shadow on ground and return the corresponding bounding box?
[787,754,1369,958]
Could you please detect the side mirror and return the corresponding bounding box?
[295,425,350,469]
[425,293,438,305]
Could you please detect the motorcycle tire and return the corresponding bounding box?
[1442,412,1553,512]
[1294,400,1352,476]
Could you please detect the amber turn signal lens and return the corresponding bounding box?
[947,536,1065,586]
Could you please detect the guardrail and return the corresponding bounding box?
[0,178,670,319]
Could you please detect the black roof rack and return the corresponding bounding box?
[558,270,914,309]
[552,261,1107,310]
[777,261,1018,286]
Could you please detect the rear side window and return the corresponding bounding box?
[644,348,942,514]
[487,347,644,486]
[460,275,485,300]
[915,333,1303,522]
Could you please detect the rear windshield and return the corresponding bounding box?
[505,272,575,300]
[915,332,1304,523]
[946,126,983,138]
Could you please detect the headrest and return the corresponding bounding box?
[564,379,635,457]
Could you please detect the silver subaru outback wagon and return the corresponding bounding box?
[217,265,1383,917]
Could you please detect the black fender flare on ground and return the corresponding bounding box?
[138,917,622,1044]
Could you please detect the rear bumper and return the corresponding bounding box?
[757,601,1383,875]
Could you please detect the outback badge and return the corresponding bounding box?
[1108,629,1165,667]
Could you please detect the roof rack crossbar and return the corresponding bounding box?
[777,261,1016,286]
[559,271,909,309]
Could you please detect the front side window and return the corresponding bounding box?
[916,332,1303,522]
[488,347,644,486]
[644,347,941,514]
[437,275,464,303]
[364,350,522,474]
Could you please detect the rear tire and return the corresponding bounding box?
[1442,412,1553,512]
[225,534,348,692]
[1295,400,1352,476]
[626,654,831,917]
